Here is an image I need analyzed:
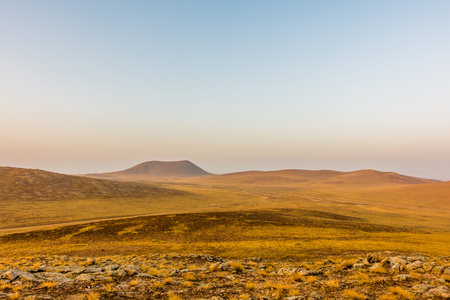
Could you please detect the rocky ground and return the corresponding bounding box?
[0,252,449,299]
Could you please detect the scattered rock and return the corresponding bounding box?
[36,272,73,283]
[411,284,435,294]
[0,252,447,299]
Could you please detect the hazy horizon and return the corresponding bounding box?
[2,1,450,180]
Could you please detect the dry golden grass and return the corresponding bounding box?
[379,295,397,300]
[343,289,366,300]
[230,262,245,273]
[104,283,114,293]
[41,281,56,289]
[182,281,193,288]
[167,292,182,300]
[325,279,340,288]
[129,279,139,286]
[388,286,415,299]
[183,272,197,281]
[349,272,371,285]
[245,281,256,291]
[291,272,304,282]
[8,292,20,300]
[83,292,100,300]
[306,276,318,284]
[152,281,164,290]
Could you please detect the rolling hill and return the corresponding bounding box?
[193,168,438,187]
[0,167,182,201]
[86,160,211,180]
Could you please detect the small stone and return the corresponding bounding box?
[119,264,141,275]
[394,274,411,281]
[83,266,103,273]
[76,274,93,281]
[423,262,435,272]
[380,258,391,268]
[425,286,449,298]
[391,263,401,273]
[84,258,96,266]
[432,265,444,275]
[136,273,155,278]
[104,264,120,272]
[406,260,423,271]
[112,269,127,277]
[369,263,386,273]
[389,257,407,266]
[361,258,370,266]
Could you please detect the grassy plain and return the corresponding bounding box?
[1,209,449,261]
[0,185,263,230]
[1,167,449,262]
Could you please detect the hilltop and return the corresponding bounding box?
[87,160,211,180]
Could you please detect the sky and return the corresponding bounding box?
[1,1,450,180]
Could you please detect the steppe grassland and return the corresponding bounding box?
[0,185,264,230]
[176,177,450,229]
[1,210,449,261]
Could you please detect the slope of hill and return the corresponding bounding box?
[197,169,341,185]
[0,167,182,201]
[194,168,437,187]
[87,160,211,180]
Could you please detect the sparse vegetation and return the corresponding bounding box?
[41,281,56,289]
[344,289,366,299]
[0,167,449,300]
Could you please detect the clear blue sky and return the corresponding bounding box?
[1,1,450,179]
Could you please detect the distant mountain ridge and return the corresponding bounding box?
[85,161,439,186]
[88,160,211,179]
